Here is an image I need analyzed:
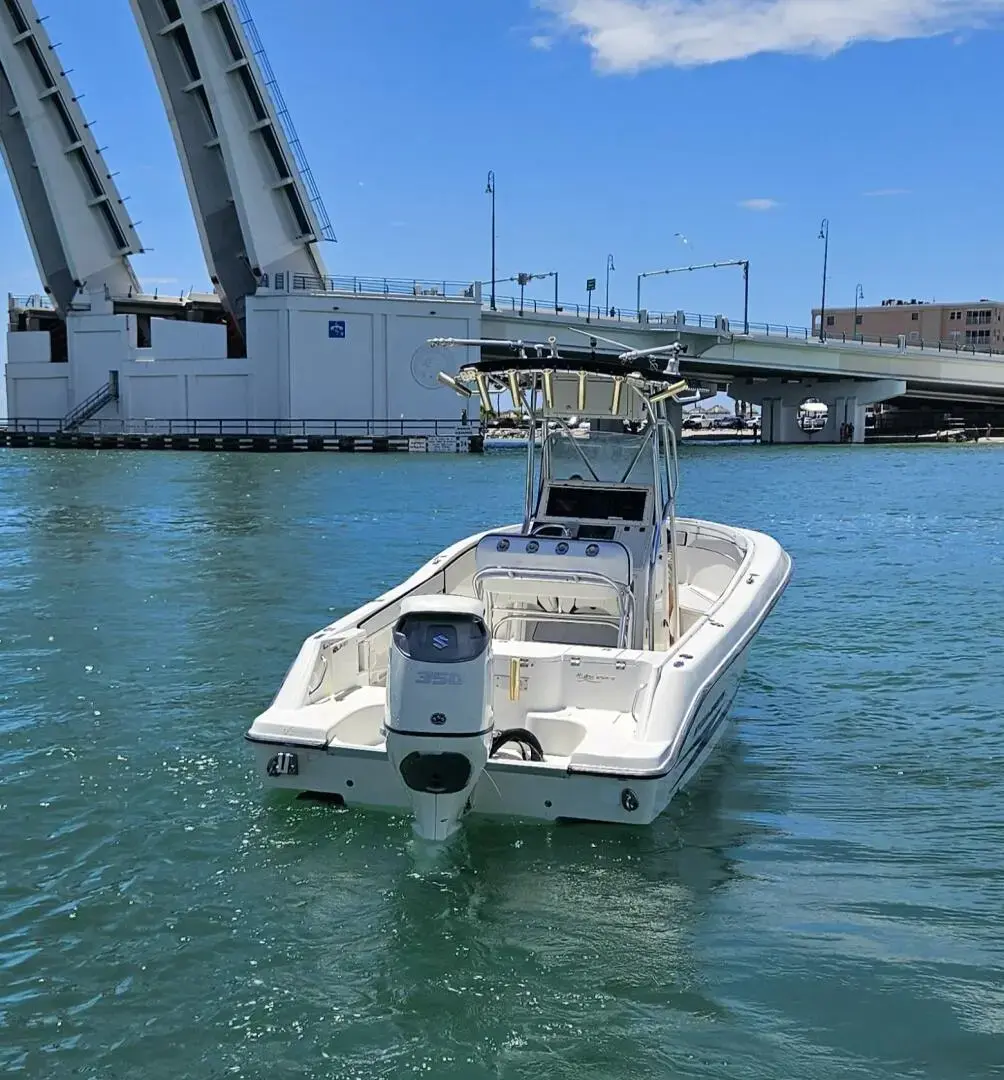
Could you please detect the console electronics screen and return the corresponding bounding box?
[544,486,647,521]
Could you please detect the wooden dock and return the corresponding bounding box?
[0,426,484,454]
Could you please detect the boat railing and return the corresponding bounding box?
[491,610,623,643]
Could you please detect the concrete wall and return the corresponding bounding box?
[150,317,227,360]
[121,367,252,422]
[7,368,69,420]
[6,330,51,364]
[247,291,482,424]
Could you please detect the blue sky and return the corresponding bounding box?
[2,0,1004,329]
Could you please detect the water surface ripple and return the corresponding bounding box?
[1,444,1002,1078]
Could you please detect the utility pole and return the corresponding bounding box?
[605,254,615,314]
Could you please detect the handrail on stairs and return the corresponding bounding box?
[61,378,119,432]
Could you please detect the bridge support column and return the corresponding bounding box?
[732,377,906,445]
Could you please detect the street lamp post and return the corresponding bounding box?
[485,171,496,312]
[605,254,615,314]
[742,260,750,335]
[853,283,864,341]
[818,218,829,342]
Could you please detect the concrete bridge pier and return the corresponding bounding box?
[730,377,906,445]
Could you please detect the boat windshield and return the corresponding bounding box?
[543,427,657,488]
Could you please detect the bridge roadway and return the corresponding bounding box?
[481,305,1004,405]
[478,298,1004,444]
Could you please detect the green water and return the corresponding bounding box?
[2,445,1003,1079]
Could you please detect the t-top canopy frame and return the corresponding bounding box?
[428,332,688,646]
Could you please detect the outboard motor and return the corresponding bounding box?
[385,596,493,841]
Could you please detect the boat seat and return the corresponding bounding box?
[677,582,718,614]
[250,684,385,749]
[687,562,736,596]
[566,708,673,773]
[528,616,619,648]
[523,706,657,769]
[326,685,387,747]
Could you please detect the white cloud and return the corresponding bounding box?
[863,187,911,197]
[538,0,1004,72]
[530,33,555,49]
[739,197,779,210]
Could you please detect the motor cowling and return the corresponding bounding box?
[385,595,493,840]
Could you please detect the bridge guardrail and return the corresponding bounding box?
[272,273,480,301]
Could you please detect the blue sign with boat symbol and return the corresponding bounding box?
[328,320,346,339]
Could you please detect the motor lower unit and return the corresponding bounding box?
[384,595,493,840]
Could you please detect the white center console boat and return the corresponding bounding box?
[246,335,793,840]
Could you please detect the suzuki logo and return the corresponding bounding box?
[432,634,450,650]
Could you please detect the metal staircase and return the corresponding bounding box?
[61,377,119,432]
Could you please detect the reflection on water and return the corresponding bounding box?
[1,445,1003,1079]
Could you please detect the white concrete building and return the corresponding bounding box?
[2,0,480,435]
[5,281,483,432]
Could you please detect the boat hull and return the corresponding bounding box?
[246,514,791,831]
[246,637,753,828]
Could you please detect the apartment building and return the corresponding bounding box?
[810,297,1003,351]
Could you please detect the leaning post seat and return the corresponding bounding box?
[472,533,634,646]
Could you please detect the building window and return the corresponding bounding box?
[826,315,835,326]
[966,309,992,325]
[911,312,919,321]
[908,330,920,342]
[855,314,863,325]
[964,328,991,344]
